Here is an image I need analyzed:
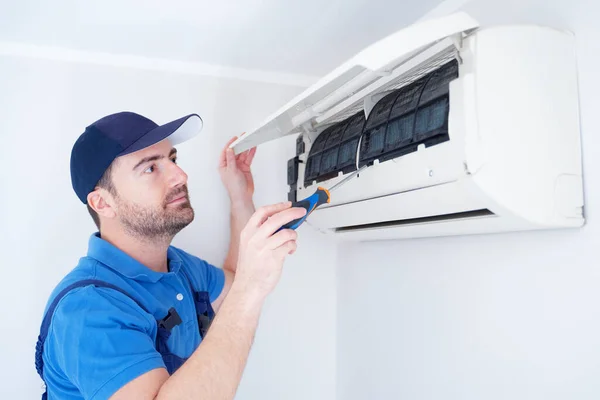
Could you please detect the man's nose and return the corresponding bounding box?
[166,162,188,187]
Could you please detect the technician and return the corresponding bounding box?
[35,111,305,399]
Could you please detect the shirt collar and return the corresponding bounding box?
[87,233,183,283]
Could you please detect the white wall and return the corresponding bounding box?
[337,1,600,399]
[0,56,337,399]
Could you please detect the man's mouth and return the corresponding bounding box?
[167,194,187,204]
[166,186,190,206]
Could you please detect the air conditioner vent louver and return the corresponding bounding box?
[334,209,495,232]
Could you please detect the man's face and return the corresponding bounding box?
[108,139,194,239]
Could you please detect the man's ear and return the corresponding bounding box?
[87,189,116,219]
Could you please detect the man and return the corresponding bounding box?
[35,112,305,399]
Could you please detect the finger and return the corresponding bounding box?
[287,241,298,255]
[245,147,257,166]
[237,149,250,164]
[246,202,292,232]
[226,148,237,170]
[273,240,298,260]
[219,136,238,168]
[266,228,297,250]
[256,207,307,240]
[225,135,239,147]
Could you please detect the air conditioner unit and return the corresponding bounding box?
[231,12,584,241]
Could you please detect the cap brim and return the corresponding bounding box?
[118,114,203,156]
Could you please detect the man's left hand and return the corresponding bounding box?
[218,135,257,205]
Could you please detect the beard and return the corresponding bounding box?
[116,185,195,241]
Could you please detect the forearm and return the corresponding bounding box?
[156,284,263,400]
[223,200,255,273]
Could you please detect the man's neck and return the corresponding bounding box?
[99,228,172,273]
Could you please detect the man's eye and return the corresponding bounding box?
[144,165,155,174]
[171,157,177,164]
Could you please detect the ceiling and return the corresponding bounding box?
[0,0,443,78]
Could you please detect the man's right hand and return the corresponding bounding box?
[233,202,307,300]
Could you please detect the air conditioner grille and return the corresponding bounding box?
[303,58,458,185]
[360,60,458,166]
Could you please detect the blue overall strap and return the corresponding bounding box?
[194,291,215,339]
[155,267,217,375]
[179,267,216,339]
[155,307,186,375]
[35,279,150,399]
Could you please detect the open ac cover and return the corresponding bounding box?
[232,12,584,241]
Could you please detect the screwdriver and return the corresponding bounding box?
[279,165,368,231]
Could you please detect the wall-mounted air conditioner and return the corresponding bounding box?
[231,12,584,241]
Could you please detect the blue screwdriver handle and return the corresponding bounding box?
[279,187,331,231]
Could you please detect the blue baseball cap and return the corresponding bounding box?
[70,111,202,204]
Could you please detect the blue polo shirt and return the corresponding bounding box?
[41,233,225,399]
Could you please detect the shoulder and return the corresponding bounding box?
[45,258,155,334]
[51,283,156,336]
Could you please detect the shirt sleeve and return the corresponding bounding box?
[46,286,165,400]
[175,248,225,302]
